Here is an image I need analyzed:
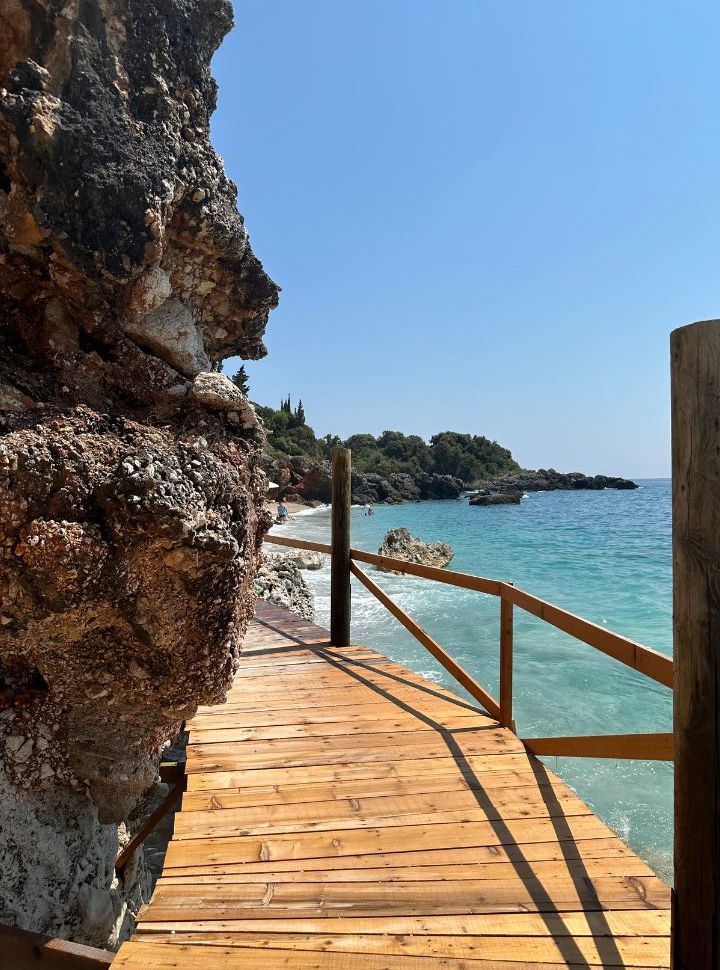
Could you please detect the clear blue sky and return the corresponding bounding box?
[213,1,719,478]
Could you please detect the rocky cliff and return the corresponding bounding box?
[0,0,278,947]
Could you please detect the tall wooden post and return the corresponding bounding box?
[330,447,352,647]
[671,319,720,970]
[499,596,514,730]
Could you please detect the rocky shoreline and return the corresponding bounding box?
[269,457,637,508]
[268,457,465,506]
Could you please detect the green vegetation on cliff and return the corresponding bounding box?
[254,399,520,486]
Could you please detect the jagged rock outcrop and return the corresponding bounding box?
[479,470,638,493]
[0,0,278,947]
[255,552,314,621]
[378,527,453,571]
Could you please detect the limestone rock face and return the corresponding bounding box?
[378,527,454,571]
[0,0,278,946]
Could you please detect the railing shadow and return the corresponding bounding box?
[314,644,626,969]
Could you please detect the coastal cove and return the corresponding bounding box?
[274,479,674,883]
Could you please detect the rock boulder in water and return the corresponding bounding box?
[255,554,315,621]
[378,527,453,571]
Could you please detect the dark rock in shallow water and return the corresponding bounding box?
[479,470,638,493]
[469,491,523,506]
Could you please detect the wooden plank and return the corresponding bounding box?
[197,684,481,715]
[141,874,670,921]
[183,753,561,791]
[155,838,639,878]
[188,701,486,730]
[350,561,502,719]
[179,769,578,811]
[133,908,671,937]
[129,929,671,966]
[521,733,674,761]
[171,790,593,841]
[188,712,494,744]
[158,856,655,886]
[184,730,526,774]
[115,939,664,970]
[162,814,623,868]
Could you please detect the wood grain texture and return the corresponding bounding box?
[521,733,673,761]
[113,603,670,970]
[671,318,720,970]
[330,446,352,647]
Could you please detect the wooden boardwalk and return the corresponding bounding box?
[115,601,671,969]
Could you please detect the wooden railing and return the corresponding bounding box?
[265,449,673,763]
[0,924,114,968]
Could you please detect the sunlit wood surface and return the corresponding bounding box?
[114,601,671,969]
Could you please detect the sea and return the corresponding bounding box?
[274,479,674,883]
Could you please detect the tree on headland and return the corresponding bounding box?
[230,365,250,395]
[255,399,519,485]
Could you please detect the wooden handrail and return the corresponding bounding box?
[500,583,673,689]
[522,732,673,761]
[116,782,183,878]
[350,547,503,596]
[264,534,332,555]
[0,924,114,968]
[350,560,502,720]
[262,533,672,691]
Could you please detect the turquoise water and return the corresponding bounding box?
[278,480,673,883]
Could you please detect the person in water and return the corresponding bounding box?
[277,501,288,523]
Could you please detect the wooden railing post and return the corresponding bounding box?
[671,319,720,970]
[499,596,514,730]
[330,447,352,647]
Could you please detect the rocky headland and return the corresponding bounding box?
[475,470,638,494]
[378,527,453,571]
[0,0,277,948]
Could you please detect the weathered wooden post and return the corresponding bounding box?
[330,447,352,647]
[671,319,720,970]
[499,596,514,730]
